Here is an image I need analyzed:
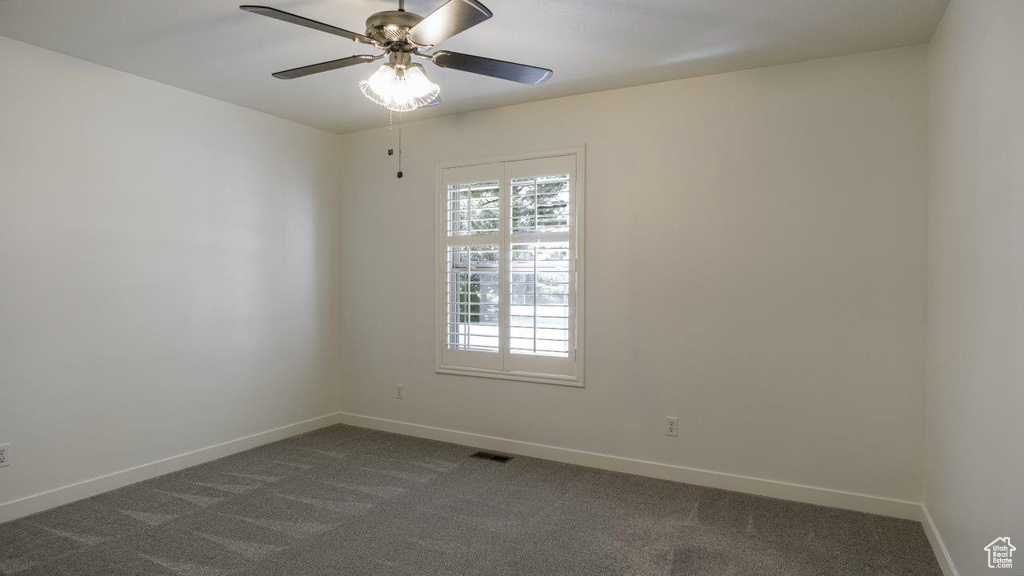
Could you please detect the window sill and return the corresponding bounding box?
[436,366,584,388]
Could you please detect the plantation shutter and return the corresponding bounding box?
[503,155,577,377]
[439,152,581,383]
[441,163,504,371]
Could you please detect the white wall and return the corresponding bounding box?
[335,46,930,504]
[0,32,937,527]
[0,37,343,511]
[926,1,1024,574]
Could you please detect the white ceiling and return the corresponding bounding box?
[0,0,948,134]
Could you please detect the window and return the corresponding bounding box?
[437,149,585,386]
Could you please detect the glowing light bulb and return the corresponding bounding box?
[359,62,440,112]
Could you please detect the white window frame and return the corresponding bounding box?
[435,146,586,387]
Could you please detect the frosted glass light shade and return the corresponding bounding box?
[360,63,440,112]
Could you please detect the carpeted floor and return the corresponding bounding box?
[1,425,941,575]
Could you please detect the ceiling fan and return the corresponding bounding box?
[240,0,553,112]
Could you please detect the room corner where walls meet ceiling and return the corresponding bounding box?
[0,0,949,134]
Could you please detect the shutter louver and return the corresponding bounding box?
[510,241,571,357]
[446,245,500,353]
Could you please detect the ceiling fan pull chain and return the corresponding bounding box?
[397,112,404,179]
[388,110,394,156]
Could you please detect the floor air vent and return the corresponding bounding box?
[470,451,513,463]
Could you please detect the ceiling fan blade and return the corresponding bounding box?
[272,55,378,79]
[240,5,374,45]
[431,51,552,85]
[408,0,492,47]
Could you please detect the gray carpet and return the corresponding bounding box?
[0,425,941,575]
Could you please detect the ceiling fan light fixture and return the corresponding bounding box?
[359,61,440,112]
[243,0,552,102]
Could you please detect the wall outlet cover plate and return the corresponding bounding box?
[666,417,679,437]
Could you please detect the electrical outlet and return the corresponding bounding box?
[666,417,678,437]
[395,383,404,400]
[0,443,9,467]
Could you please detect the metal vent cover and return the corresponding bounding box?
[470,451,513,463]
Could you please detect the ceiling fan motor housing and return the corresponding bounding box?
[365,11,423,47]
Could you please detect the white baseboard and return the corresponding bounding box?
[335,412,923,521]
[0,412,341,524]
[921,504,960,576]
